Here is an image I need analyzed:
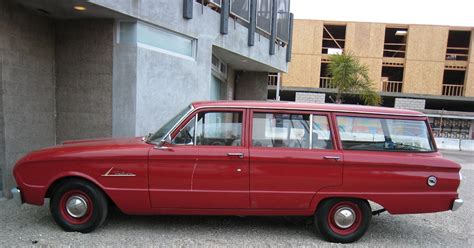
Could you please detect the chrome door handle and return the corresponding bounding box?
[323,156,341,161]
[227,152,244,159]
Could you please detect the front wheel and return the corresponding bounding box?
[315,198,371,243]
[50,179,108,233]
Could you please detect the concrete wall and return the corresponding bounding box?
[234,71,268,100]
[112,43,137,137]
[135,46,210,136]
[295,92,326,103]
[0,0,56,195]
[90,0,288,72]
[55,20,114,143]
[394,98,426,110]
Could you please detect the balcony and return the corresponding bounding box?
[268,73,278,86]
[382,81,403,93]
[442,84,464,97]
[320,77,335,89]
[202,0,291,45]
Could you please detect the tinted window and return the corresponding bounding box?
[195,112,242,146]
[252,113,310,148]
[337,116,434,152]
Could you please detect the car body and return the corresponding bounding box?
[12,101,463,243]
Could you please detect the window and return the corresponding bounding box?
[195,112,242,146]
[149,105,192,143]
[253,113,310,148]
[312,115,333,149]
[337,116,434,152]
[252,113,333,149]
[172,116,196,145]
[119,21,196,59]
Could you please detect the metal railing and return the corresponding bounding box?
[446,47,469,61]
[202,0,291,44]
[382,81,403,93]
[442,84,464,96]
[268,73,278,86]
[320,77,335,88]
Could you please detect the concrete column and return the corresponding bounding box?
[235,71,268,100]
[0,0,56,196]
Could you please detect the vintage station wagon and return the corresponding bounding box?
[12,101,463,243]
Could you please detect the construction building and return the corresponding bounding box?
[270,20,474,141]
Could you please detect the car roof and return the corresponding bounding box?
[191,100,425,117]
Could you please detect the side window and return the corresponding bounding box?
[172,116,195,145]
[337,116,434,152]
[195,112,242,146]
[312,115,333,149]
[337,116,385,150]
[252,113,310,148]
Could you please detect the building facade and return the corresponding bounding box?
[0,0,293,197]
[274,19,474,142]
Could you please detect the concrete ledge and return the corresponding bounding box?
[435,138,474,151]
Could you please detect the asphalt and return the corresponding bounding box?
[0,150,472,247]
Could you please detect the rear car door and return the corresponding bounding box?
[249,109,343,209]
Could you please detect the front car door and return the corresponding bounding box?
[249,109,343,209]
[148,108,249,209]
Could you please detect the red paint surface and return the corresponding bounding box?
[13,101,461,216]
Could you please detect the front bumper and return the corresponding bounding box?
[451,198,463,211]
[10,187,23,206]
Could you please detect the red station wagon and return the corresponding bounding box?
[11,101,463,243]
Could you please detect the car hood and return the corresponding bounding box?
[17,137,151,163]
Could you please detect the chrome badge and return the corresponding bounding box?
[427,176,437,187]
[102,167,136,177]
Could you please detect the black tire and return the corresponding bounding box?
[50,179,108,233]
[315,198,371,243]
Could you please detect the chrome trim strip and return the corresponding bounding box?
[452,198,463,211]
[191,105,425,117]
[309,114,313,149]
[10,187,23,205]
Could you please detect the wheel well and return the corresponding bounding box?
[315,197,373,213]
[45,176,116,208]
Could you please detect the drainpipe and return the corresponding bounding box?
[276,72,281,101]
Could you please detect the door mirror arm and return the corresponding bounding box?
[155,134,172,150]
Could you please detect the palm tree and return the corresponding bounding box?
[328,52,381,106]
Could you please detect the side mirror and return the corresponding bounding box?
[156,134,172,149]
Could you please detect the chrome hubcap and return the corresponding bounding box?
[66,195,88,218]
[333,207,356,229]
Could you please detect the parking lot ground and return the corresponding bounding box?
[0,150,472,247]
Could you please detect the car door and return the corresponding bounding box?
[249,109,343,209]
[148,108,250,209]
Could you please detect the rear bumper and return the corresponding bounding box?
[10,187,23,206]
[451,198,463,211]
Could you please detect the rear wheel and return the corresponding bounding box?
[315,198,371,243]
[50,179,108,233]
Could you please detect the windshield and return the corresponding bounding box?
[147,105,192,144]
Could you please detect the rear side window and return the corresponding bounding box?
[337,116,434,152]
[252,113,333,149]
